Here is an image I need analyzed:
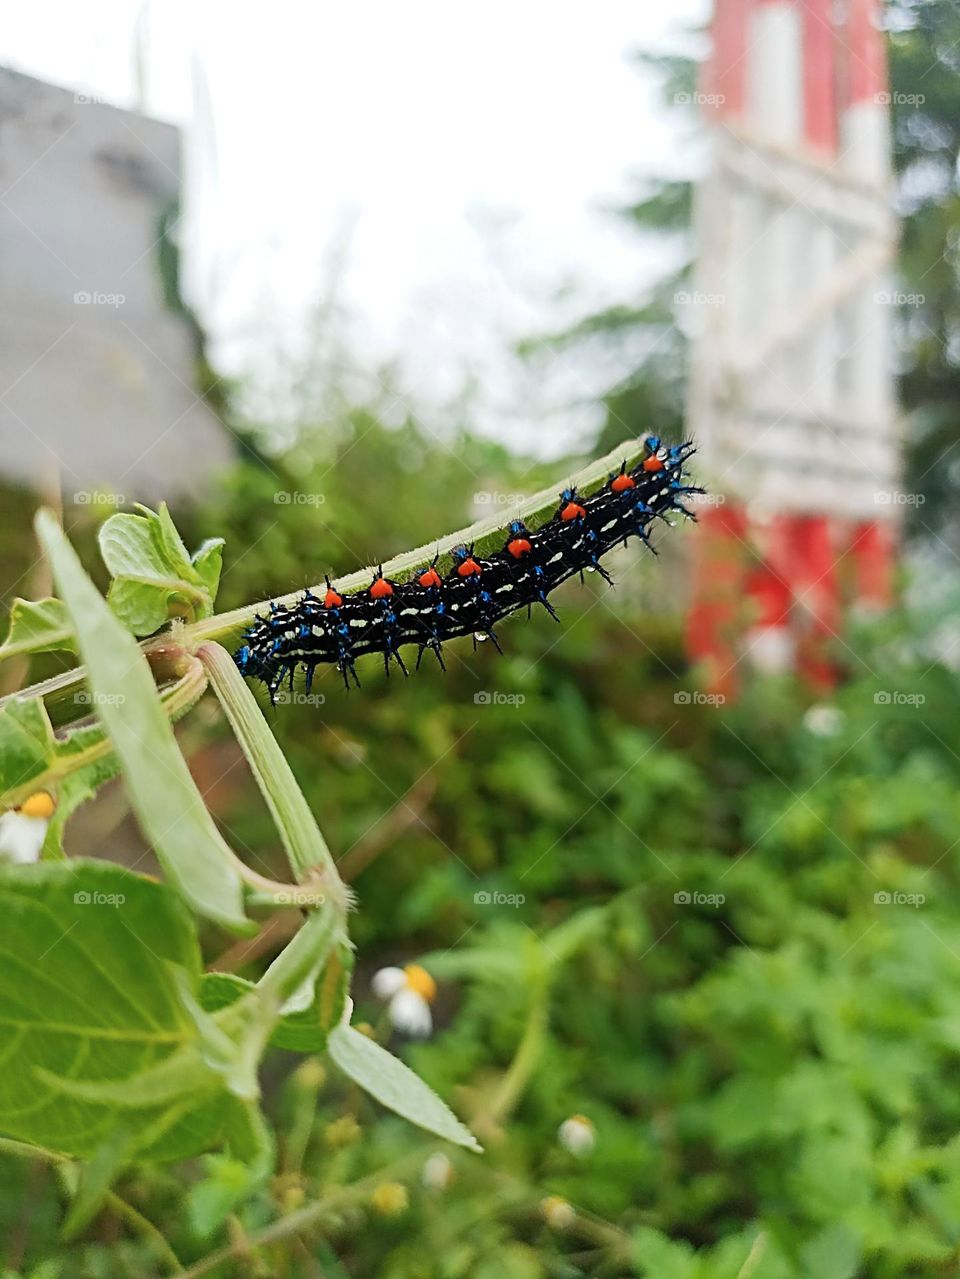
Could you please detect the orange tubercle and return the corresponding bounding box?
[561,502,586,522]
[418,567,442,589]
[457,558,481,577]
[610,473,635,492]
[642,456,664,473]
[370,577,394,599]
[323,588,343,608]
[507,537,532,558]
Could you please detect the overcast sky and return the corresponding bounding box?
[1,0,708,455]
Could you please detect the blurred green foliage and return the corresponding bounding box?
[2,417,958,1277]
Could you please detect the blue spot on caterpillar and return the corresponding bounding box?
[236,435,701,699]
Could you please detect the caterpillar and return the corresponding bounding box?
[236,435,700,700]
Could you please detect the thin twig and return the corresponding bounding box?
[337,775,437,882]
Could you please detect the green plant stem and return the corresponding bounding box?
[737,1231,769,1278]
[282,1071,323,1178]
[198,642,342,893]
[0,435,651,712]
[173,1149,428,1279]
[103,1191,184,1275]
[0,1137,183,1273]
[257,905,340,1005]
[0,655,208,811]
[486,991,549,1126]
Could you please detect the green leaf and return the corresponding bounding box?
[36,510,250,932]
[40,760,117,860]
[0,696,57,794]
[191,538,225,600]
[61,1124,135,1240]
[632,1227,701,1279]
[154,502,197,577]
[200,941,353,1053]
[799,1224,862,1279]
[542,906,609,965]
[99,503,219,635]
[418,946,519,984]
[0,861,252,1162]
[0,657,207,814]
[0,598,75,662]
[186,1154,258,1242]
[327,1023,482,1152]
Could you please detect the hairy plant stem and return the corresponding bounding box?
[484,989,549,1128]
[0,655,208,810]
[0,435,652,712]
[197,642,345,907]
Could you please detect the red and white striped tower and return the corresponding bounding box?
[685,0,898,694]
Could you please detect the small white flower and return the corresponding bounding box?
[0,792,55,865]
[422,1152,453,1190]
[558,1114,596,1156]
[803,704,844,737]
[372,963,436,1037]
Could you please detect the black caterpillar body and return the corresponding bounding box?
[236,435,699,698]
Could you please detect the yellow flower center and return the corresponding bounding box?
[403,964,437,1003]
[20,791,56,820]
[371,1181,409,1216]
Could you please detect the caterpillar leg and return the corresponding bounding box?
[338,657,361,690]
[384,647,409,677]
[417,638,447,672]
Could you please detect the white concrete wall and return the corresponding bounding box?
[0,68,234,502]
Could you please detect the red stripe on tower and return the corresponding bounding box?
[846,0,887,104]
[704,0,751,118]
[802,0,839,153]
